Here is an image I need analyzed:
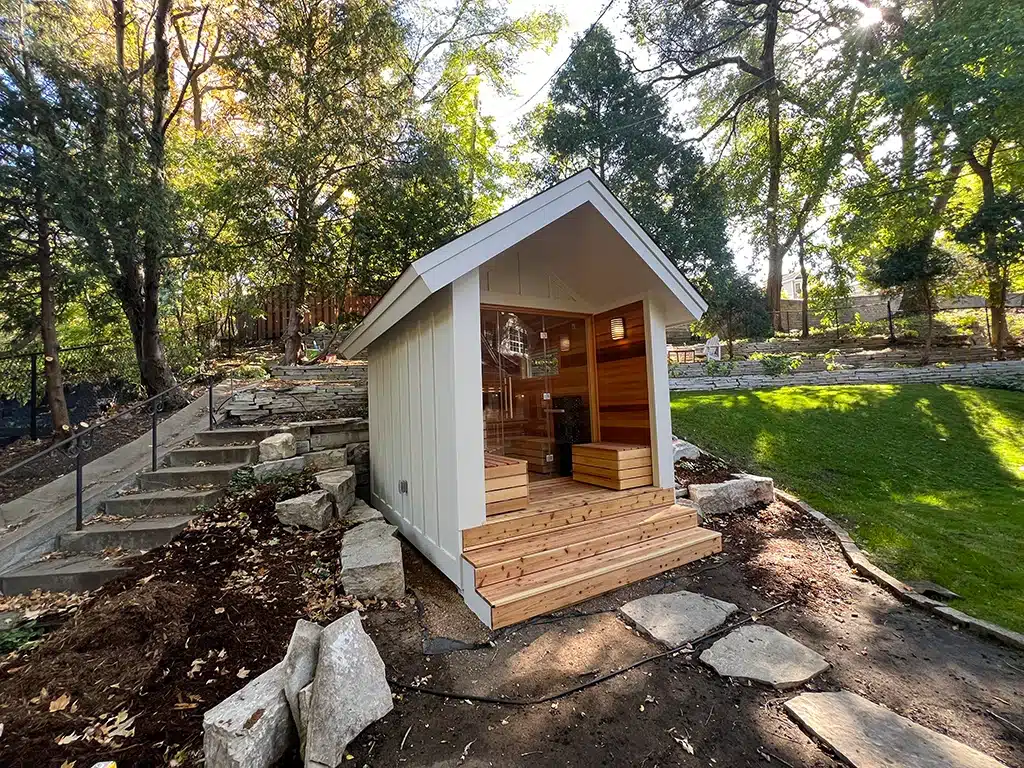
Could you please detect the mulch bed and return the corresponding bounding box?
[1,461,1022,768]
[0,470,369,767]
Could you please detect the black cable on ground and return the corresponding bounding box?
[388,599,792,707]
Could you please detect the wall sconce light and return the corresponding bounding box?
[610,317,626,341]
[559,335,570,351]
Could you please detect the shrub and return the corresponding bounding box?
[750,352,803,377]
[702,359,736,377]
[823,349,847,372]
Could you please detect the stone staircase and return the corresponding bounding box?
[0,426,278,595]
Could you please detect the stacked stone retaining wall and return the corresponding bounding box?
[670,360,1024,392]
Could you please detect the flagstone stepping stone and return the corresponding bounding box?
[620,591,738,647]
[785,691,1008,767]
[700,625,828,689]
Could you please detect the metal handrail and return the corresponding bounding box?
[0,364,247,531]
[0,371,206,480]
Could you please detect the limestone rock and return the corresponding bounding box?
[785,691,1008,768]
[203,662,295,768]
[304,449,349,473]
[282,619,322,740]
[315,468,356,516]
[688,474,774,516]
[672,436,702,461]
[620,591,738,648]
[341,498,383,527]
[259,432,297,462]
[700,625,828,689]
[341,521,404,600]
[276,490,333,531]
[304,612,393,768]
[297,682,313,751]
[253,456,306,482]
[907,580,962,601]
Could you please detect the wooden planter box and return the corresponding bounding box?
[484,453,529,516]
[571,442,653,490]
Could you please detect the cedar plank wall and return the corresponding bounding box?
[594,301,650,445]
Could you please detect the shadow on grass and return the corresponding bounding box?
[670,384,1024,632]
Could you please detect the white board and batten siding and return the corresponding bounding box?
[367,270,485,586]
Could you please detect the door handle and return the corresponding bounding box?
[545,408,565,414]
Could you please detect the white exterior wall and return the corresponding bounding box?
[644,297,674,489]
[366,270,485,587]
[368,286,461,583]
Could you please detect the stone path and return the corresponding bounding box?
[786,691,1009,768]
[623,587,1009,766]
[699,624,830,689]
[620,590,737,647]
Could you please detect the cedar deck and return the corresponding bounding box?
[462,475,723,628]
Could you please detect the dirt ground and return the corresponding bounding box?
[1,478,1022,767]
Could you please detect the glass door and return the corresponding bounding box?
[481,309,591,478]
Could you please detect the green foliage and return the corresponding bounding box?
[701,359,736,377]
[0,621,43,653]
[697,271,773,351]
[822,349,846,372]
[749,352,803,377]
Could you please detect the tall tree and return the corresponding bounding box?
[224,0,407,364]
[522,25,731,285]
[628,0,874,329]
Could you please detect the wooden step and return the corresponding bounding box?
[462,483,675,550]
[465,504,699,587]
[481,527,723,629]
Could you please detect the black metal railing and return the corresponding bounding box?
[0,369,235,531]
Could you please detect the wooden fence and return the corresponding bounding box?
[234,287,377,343]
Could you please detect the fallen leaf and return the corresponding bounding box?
[56,733,81,745]
[214,607,225,614]
[49,693,71,712]
[237,668,250,679]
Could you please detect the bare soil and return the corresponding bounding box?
[1,478,1022,767]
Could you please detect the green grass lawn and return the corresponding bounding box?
[670,384,1024,633]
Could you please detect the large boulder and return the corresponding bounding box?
[203,662,295,768]
[315,468,356,516]
[688,473,774,516]
[341,521,404,600]
[276,490,333,531]
[672,436,702,461]
[303,612,393,768]
[259,432,297,462]
[281,619,322,755]
[253,456,306,482]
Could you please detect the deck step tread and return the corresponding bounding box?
[463,480,676,550]
[480,526,722,606]
[465,503,697,570]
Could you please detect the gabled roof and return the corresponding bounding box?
[339,169,707,357]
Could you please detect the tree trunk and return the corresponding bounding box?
[761,0,784,331]
[282,263,308,365]
[35,178,70,436]
[798,232,809,338]
[139,0,187,406]
[965,147,1008,358]
[922,281,933,366]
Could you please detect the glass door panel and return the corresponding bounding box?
[482,309,591,478]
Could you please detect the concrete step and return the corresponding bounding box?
[164,444,258,467]
[0,554,133,594]
[195,427,280,447]
[104,488,224,518]
[137,463,244,491]
[58,515,193,553]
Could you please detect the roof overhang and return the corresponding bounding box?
[339,169,707,357]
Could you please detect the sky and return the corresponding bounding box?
[473,0,765,277]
